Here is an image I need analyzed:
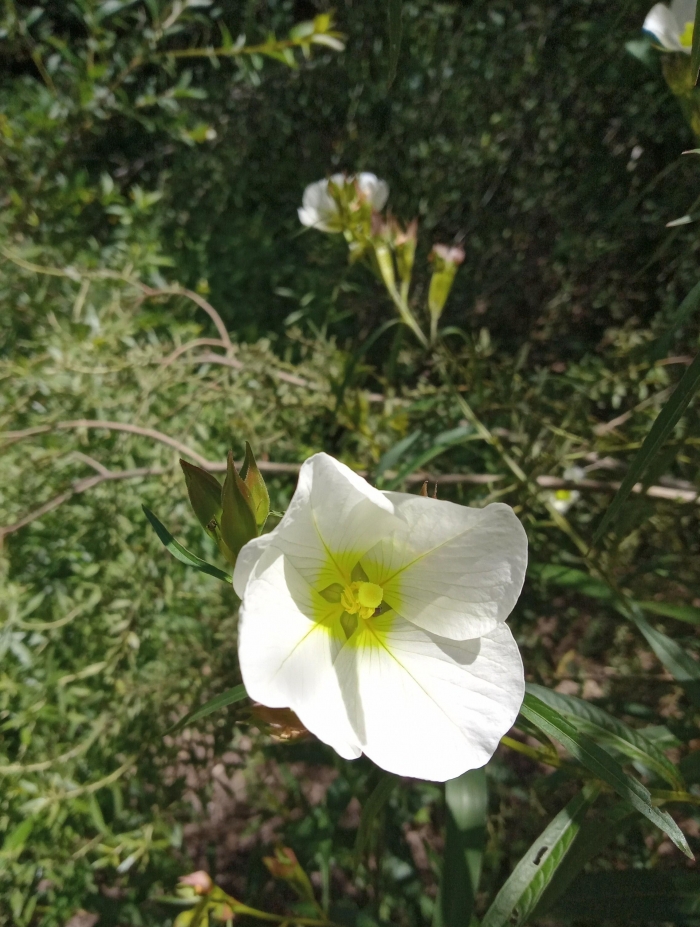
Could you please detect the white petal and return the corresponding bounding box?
[299,179,341,231]
[335,616,523,781]
[362,496,527,640]
[262,453,399,590]
[671,0,696,31]
[237,546,361,759]
[298,206,333,232]
[356,172,389,210]
[233,533,270,597]
[644,3,684,49]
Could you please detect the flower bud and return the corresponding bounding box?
[178,870,214,895]
[219,451,258,563]
[239,442,270,531]
[428,243,465,335]
[180,460,223,534]
[394,219,418,284]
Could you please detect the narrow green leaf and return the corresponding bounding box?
[355,772,399,863]
[520,694,693,858]
[382,425,474,490]
[692,0,700,86]
[387,0,402,87]
[592,350,700,545]
[1,817,34,853]
[526,683,685,790]
[481,785,600,927]
[374,429,423,486]
[534,800,635,918]
[626,607,700,708]
[167,683,248,735]
[549,870,700,922]
[650,279,700,360]
[142,506,232,584]
[530,563,611,600]
[435,768,487,927]
[639,600,700,626]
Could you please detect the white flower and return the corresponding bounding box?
[234,454,527,782]
[298,173,389,232]
[548,467,585,514]
[644,0,696,52]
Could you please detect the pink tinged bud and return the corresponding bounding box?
[178,870,213,895]
[430,243,465,266]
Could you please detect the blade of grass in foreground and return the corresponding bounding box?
[481,785,599,927]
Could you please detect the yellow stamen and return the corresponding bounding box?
[680,21,694,47]
[341,581,384,620]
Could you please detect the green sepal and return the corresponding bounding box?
[219,450,258,561]
[239,442,270,530]
[179,459,222,531]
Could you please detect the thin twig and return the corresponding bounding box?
[1,466,164,539]
[161,338,232,369]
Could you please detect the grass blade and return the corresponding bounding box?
[526,683,685,789]
[592,350,700,546]
[693,0,700,86]
[167,683,248,734]
[534,800,635,918]
[355,771,399,864]
[625,607,700,708]
[435,768,487,927]
[142,505,232,584]
[387,0,402,86]
[520,693,693,858]
[480,785,600,927]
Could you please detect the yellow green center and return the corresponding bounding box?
[680,21,694,47]
[341,581,384,620]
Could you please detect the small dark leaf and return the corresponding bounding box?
[180,458,222,530]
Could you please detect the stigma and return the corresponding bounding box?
[341,581,384,620]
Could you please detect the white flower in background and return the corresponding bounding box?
[298,173,389,232]
[234,454,527,782]
[548,466,585,515]
[644,0,697,52]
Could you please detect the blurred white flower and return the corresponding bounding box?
[234,453,527,782]
[644,0,696,52]
[298,173,389,232]
[548,467,585,515]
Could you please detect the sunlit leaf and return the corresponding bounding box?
[526,683,685,789]
[520,694,693,858]
[142,506,232,584]
[435,768,487,927]
[481,785,600,927]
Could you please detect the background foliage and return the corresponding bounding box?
[1,0,700,925]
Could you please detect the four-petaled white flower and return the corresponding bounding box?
[234,454,527,782]
[298,173,389,233]
[644,0,696,53]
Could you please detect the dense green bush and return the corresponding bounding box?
[1,1,700,925]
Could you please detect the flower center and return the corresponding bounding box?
[680,21,694,47]
[341,581,384,620]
